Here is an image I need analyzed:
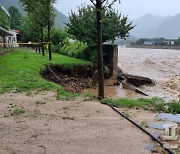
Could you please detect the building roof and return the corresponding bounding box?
[0,26,13,37]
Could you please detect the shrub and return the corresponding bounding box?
[59,38,88,60]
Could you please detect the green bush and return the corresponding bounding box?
[59,38,88,60]
[167,101,180,114]
[52,44,61,53]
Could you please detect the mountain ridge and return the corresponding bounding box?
[130,13,180,39]
[0,0,69,27]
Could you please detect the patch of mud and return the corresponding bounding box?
[160,76,180,98]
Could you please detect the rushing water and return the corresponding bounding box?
[118,47,180,80]
[85,47,180,101]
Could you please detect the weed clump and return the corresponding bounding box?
[11,107,26,116]
[101,97,180,114]
[57,90,79,101]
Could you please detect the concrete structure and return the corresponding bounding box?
[0,27,18,50]
[162,124,178,141]
[0,26,13,51]
[8,30,19,47]
[103,41,119,79]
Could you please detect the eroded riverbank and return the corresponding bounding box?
[118,47,180,101]
[85,47,180,101]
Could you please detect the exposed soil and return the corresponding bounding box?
[0,91,169,154]
[42,64,98,93]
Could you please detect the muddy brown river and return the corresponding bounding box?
[117,47,180,101]
[84,47,180,101]
[118,47,180,80]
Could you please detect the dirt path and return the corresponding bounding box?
[0,91,161,154]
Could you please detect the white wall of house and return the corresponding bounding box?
[8,30,19,47]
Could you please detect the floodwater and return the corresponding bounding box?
[85,47,180,101]
[118,47,180,80]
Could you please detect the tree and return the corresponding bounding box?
[66,1,134,98]
[8,6,22,30]
[51,27,67,46]
[19,16,40,43]
[41,0,57,60]
[19,0,56,59]
[0,6,10,29]
[67,6,133,47]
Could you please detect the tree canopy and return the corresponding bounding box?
[19,0,57,59]
[8,6,22,30]
[66,5,134,47]
[0,6,10,29]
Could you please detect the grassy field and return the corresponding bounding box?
[0,49,91,94]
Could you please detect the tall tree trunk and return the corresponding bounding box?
[96,0,104,99]
[38,43,41,53]
[35,45,37,52]
[48,19,52,60]
[41,24,45,56]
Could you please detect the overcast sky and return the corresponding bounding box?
[54,0,180,19]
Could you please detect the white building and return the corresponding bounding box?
[8,30,19,47]
[0,26,19,48]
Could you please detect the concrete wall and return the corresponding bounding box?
[103,45,118,79]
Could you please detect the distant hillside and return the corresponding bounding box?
[54,9,69,27]
[130,13,180,39]
[0,0,69,27]
[130,13,171,38]
[153,13,180,38]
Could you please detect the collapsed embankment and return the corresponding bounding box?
[41,64,113,93]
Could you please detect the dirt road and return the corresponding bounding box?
[0,91,156,154]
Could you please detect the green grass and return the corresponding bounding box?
[0,49,91,95]
[102,97,180,114]
[57,90,80,100]
[10,107,26,116]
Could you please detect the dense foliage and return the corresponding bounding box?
[50,28,97,61]
[19,0,56,59]
[0,6,10,29]
[65,5,134,62]
[60,38,88,59]
[66,5,134,47]
[8,6,22,30]
[51,27,68,46]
